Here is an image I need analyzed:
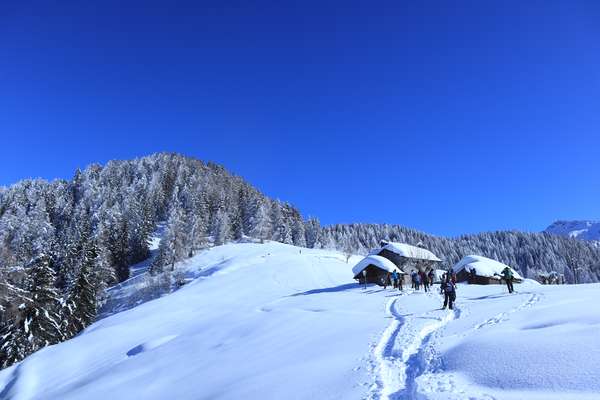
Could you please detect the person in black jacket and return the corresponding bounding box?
[441,277,457,310]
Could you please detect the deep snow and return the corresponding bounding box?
[1,242,599,400]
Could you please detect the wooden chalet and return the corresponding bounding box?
[352,255,405,286]
[374,241,441,281]
[453,255,523,285]
[537,272,565,285]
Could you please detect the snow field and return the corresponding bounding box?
[1,242,599,400]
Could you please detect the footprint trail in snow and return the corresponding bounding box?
[366,287,545,400]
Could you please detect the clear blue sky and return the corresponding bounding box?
[1,1,599,236]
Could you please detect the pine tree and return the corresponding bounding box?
[292,218,307,247]
[212,209,231,246]
[0,317,30,369]
[0,254,63,368]
[64,241,98,337]
[24,254,63,347]
[249,200,272,242]
[304,217,322,248]
[151,201,188,273]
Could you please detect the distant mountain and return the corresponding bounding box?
[545,220,600,241]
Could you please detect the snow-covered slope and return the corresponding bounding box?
[1,242,599,400]
[545,220,600,241]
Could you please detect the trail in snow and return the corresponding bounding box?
[414,289,545,399]
[367,290,457,400]
[367,287,548,400]
[472,292,541,331]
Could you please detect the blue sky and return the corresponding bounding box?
[1,1,599,236]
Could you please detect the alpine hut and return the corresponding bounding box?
[352,241,441,286]
[352,255,404,286]
[373,241,441,273]
[452,255,523,285]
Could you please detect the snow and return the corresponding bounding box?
[376,242,441,262]
[1,242,599,400]
[146,222,166,251]
[428,283,600,399]
[432,269,447,282]
[352,255,401,276]
[98,222,167,318]
[453,255,523,280]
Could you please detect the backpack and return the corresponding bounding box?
[444,282,455,293]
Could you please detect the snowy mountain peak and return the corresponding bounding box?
[545,220,600,241]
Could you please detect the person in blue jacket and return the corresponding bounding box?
[391,270,399,289]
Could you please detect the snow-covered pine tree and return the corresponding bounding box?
[292,218,307,247]
[0,316,30,369]
[151,197,188,273]
[248,198,272,243]
[270,200,293,244]
[23,254,63,348]
[112,217,131,282]
[0,253,63,368]
[64,240,99,337]
[212,209,231,246]
[304,217,322,249]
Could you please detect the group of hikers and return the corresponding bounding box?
[376,264,517,310]
[382,269,437,292]
[381,268,458,310]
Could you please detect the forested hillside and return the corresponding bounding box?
[0,153,308,368]
[1,152,599,369]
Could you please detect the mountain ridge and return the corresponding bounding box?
[545,220,600,241]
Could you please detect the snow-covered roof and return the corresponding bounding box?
[375,242,441,262]
[352,255,401,276]
[452,255,523,280]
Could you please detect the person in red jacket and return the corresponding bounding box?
[420,270,429,292]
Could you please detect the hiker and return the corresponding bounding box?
[420,270,429,292]
[411,270,417,289]
[428,269,435,286]
[442,276,457,310]
[384,272,391,289]
[397,272,403,291]
[501,266,515,293]
[414,271,421,290]
[392,270,398,289]
[469,268,477,284]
